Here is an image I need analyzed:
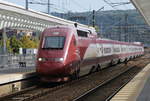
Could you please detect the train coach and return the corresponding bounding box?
[36,25,144,82]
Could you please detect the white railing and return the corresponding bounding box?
[0,54,36,69]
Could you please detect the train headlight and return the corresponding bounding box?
[38,58,46,61]
[55,58,64,62]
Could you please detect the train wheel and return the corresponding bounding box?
[71,69,79,80]
[76,69,80,79]
[110,60,115,66]
[89,66,96,74]
[70,63,80,80]
[96,64,101,72]
[124,59,128,65]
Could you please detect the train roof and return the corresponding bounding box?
[99,38,143,46]
[44,25,97,35]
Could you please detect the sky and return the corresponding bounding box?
[4,0,135,13]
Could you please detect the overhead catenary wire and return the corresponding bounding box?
[28,0,70,13]
[103,0,119,10]
[51,6,68,13]
[103,0,131,10]
[71,0,89,11]
[101,0,134,35]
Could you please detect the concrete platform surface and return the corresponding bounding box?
[110,63,150,101]
[0,66,35,74]
[0,67,36,85]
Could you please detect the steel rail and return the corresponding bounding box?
[72,65,138,101]
[105,78,132,101]
[105,57,150,101]
[0,72,91,101]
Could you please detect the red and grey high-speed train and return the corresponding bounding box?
[36,25,144,82]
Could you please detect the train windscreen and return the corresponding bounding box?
[43,36,65,49]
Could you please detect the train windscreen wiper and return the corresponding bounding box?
[42,47,63,50]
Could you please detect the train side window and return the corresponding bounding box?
[77,30,88,37]
[113,47,120,53]
[104,48,111,54]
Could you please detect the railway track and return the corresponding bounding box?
[73,65,142,101]
[73,55,150,101]
[0,71,95,101]
[0,81,70,101]
[0,54,149,101]
[0,73,37,97]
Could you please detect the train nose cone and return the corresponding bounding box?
[37,61,65,75]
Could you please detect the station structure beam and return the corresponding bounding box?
[131,0,150,26]
[0,1,94,32]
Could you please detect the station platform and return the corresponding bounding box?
[0,66,36,85]
[110,63,150,101]
[0,67,36,96]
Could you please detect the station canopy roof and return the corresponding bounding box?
[131,0,150,26]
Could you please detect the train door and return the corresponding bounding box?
[96,39,103,57]
[101,43,112,68]
[95,39,103,70]
[77,30,97,76]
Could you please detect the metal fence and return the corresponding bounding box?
[0,54,36,69]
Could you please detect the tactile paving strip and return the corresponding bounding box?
[110,64,150,101]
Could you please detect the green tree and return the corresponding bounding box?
[32,38,39,48]
[0,40,2,53]
[6,39,12,53]
[0,40,2,47]
[20,36,37,48]
[94,26,100,33]
[10,36,22,53]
